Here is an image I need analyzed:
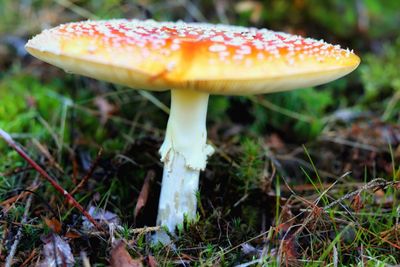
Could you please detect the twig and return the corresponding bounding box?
[318,135,379,152]
[20,249,37,267]
[0,128,103,231]
[5,176,38,267]
[85,225,161,236]
[70,148,103,196]
[129,226,160,234]
[323,178,392,210]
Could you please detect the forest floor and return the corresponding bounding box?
[1,1,400,266]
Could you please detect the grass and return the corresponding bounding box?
[1,70,399,265]
[0,71,400,266]
[1,0,400,266]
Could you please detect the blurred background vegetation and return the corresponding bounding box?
[1,0,399,141]
[1,0,400,266]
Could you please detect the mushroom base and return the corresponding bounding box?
[156,152,200,232]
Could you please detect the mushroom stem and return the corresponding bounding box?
[157,89,214,233]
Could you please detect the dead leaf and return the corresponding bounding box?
[94,96,117,124]
[267,133,285,150]
[110,240,143,267]
[65,230,81,239]
[134,170,155,219]
[44,217,62,233]
[82,206,120,230]
[38,234,75,267]
[146,255,158,267]
[351,194,364,212]
[281,237,298,263]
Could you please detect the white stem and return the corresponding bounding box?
[156,153,200,231]
[157,89,214,234]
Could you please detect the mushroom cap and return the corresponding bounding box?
[26,19,360,95]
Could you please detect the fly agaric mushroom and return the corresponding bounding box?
[25,19,360,236]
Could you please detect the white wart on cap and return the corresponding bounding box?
[26,19,360,95]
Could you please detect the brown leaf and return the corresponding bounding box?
[351,194,364,212]
[146,255,158,267]
[134,170,155,219]
[267,133,285,150]
[44,217,62,233]
[110,240,143,267]
[65,230,81,239]
[94,96,117,124]
[281,237,298,263]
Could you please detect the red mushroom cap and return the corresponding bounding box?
[26,19,360,95]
